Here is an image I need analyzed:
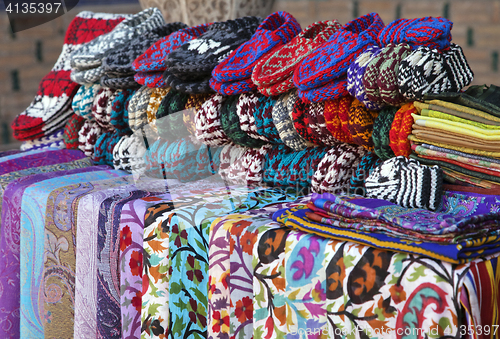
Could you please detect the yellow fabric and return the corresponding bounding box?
[408,134,500,158]
[413,114,500,140]
[425,99,500,123]
[421,109,500,131]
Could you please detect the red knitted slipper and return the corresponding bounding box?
[11,11,126,141]
[252,20,341,89]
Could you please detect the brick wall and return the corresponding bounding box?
[1,0,499,149]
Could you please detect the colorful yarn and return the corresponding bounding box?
[272,92,310,150]
[324,97,354,143]
[253,95,280,142]
[183,94,211,136]
[195,93,232,146]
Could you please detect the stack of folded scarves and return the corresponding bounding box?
[409,85,500,189]
[273,190,500,263]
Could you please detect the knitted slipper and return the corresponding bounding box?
[252,95,280,142]
[291,94,319,145]
[347,98,378,151]
[377,43,412,105]
[307,101,338,146]
[132,23,211,73]
[78,119,103,157]
[109,88,135,136]
[209,76,257,95]
[195,93,232,145]
[134,71,168,88]
[395,103,416,157]
[272,92,308,150]
[378,16,452,51]
[294,12,384,91]
[73,83,101,120]
[365,155,406,202]
[372,106,397,160]
[165,16,262,76]
[212,11,301,83]
[221,95,265,148]
[347,45,384,110]
[362,44,396,107]
[11,11,126,141]
[100,74,139,89]
[252,20,341,90]
[64,114,85,149]
[163,68,214,94]
[241,144,272,186]
[102,22,187,76]
[324,96,354,143]
[144,87,169,133]
[297,77,350,103]
[71,8,165,70]
[312,143,367,193]
[410,46,451,100]
[156,90,190,140]
[235,92,268,142]
[92,87,116,132]
[184,94,211,136]
[21,129,66,151]
[442,43,474,92]
[70,65,105,85]
[128,86,154,132]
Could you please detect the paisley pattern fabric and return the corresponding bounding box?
[0,166,110,339]
[19,169,124,338]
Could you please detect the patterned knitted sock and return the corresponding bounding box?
[64,114,85,149]
[221,95,265,148]
[235,92,269,142]
[156,89,190,140]
[146,88,170,133]
[78,119,103,157]
[252,20,342,95]
[100,74,139,89]
[347,98,378,151]
[291,95,318,145]
[12,11,126,141]
[389,102,415,157]
[209,77,257,95]
[365,156,406,202]
[307,101,338,146]
[324,97,354,143]
[183,94,211,136]
[377,43,412,105]
[212,11,301,83]
[20,129,66,151]
[363,44,396,108]
[132,23,211,73]
[312,143,367,193]
[378,16,452,51]
[442,43,474,92]
[372,106,397,160]
[109,88,135,136]
[297,77,350,103]
[195,93,232,145]
[253,95,280,142]
[166,16,262,77]
[294,12,385,91]
[410,46,451,100]
[71,8,165,70]
[92,87,116,132]
[102,22,187,76]
[128,86,154,132]
[272,92,310,150]
[73,83,101,120]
